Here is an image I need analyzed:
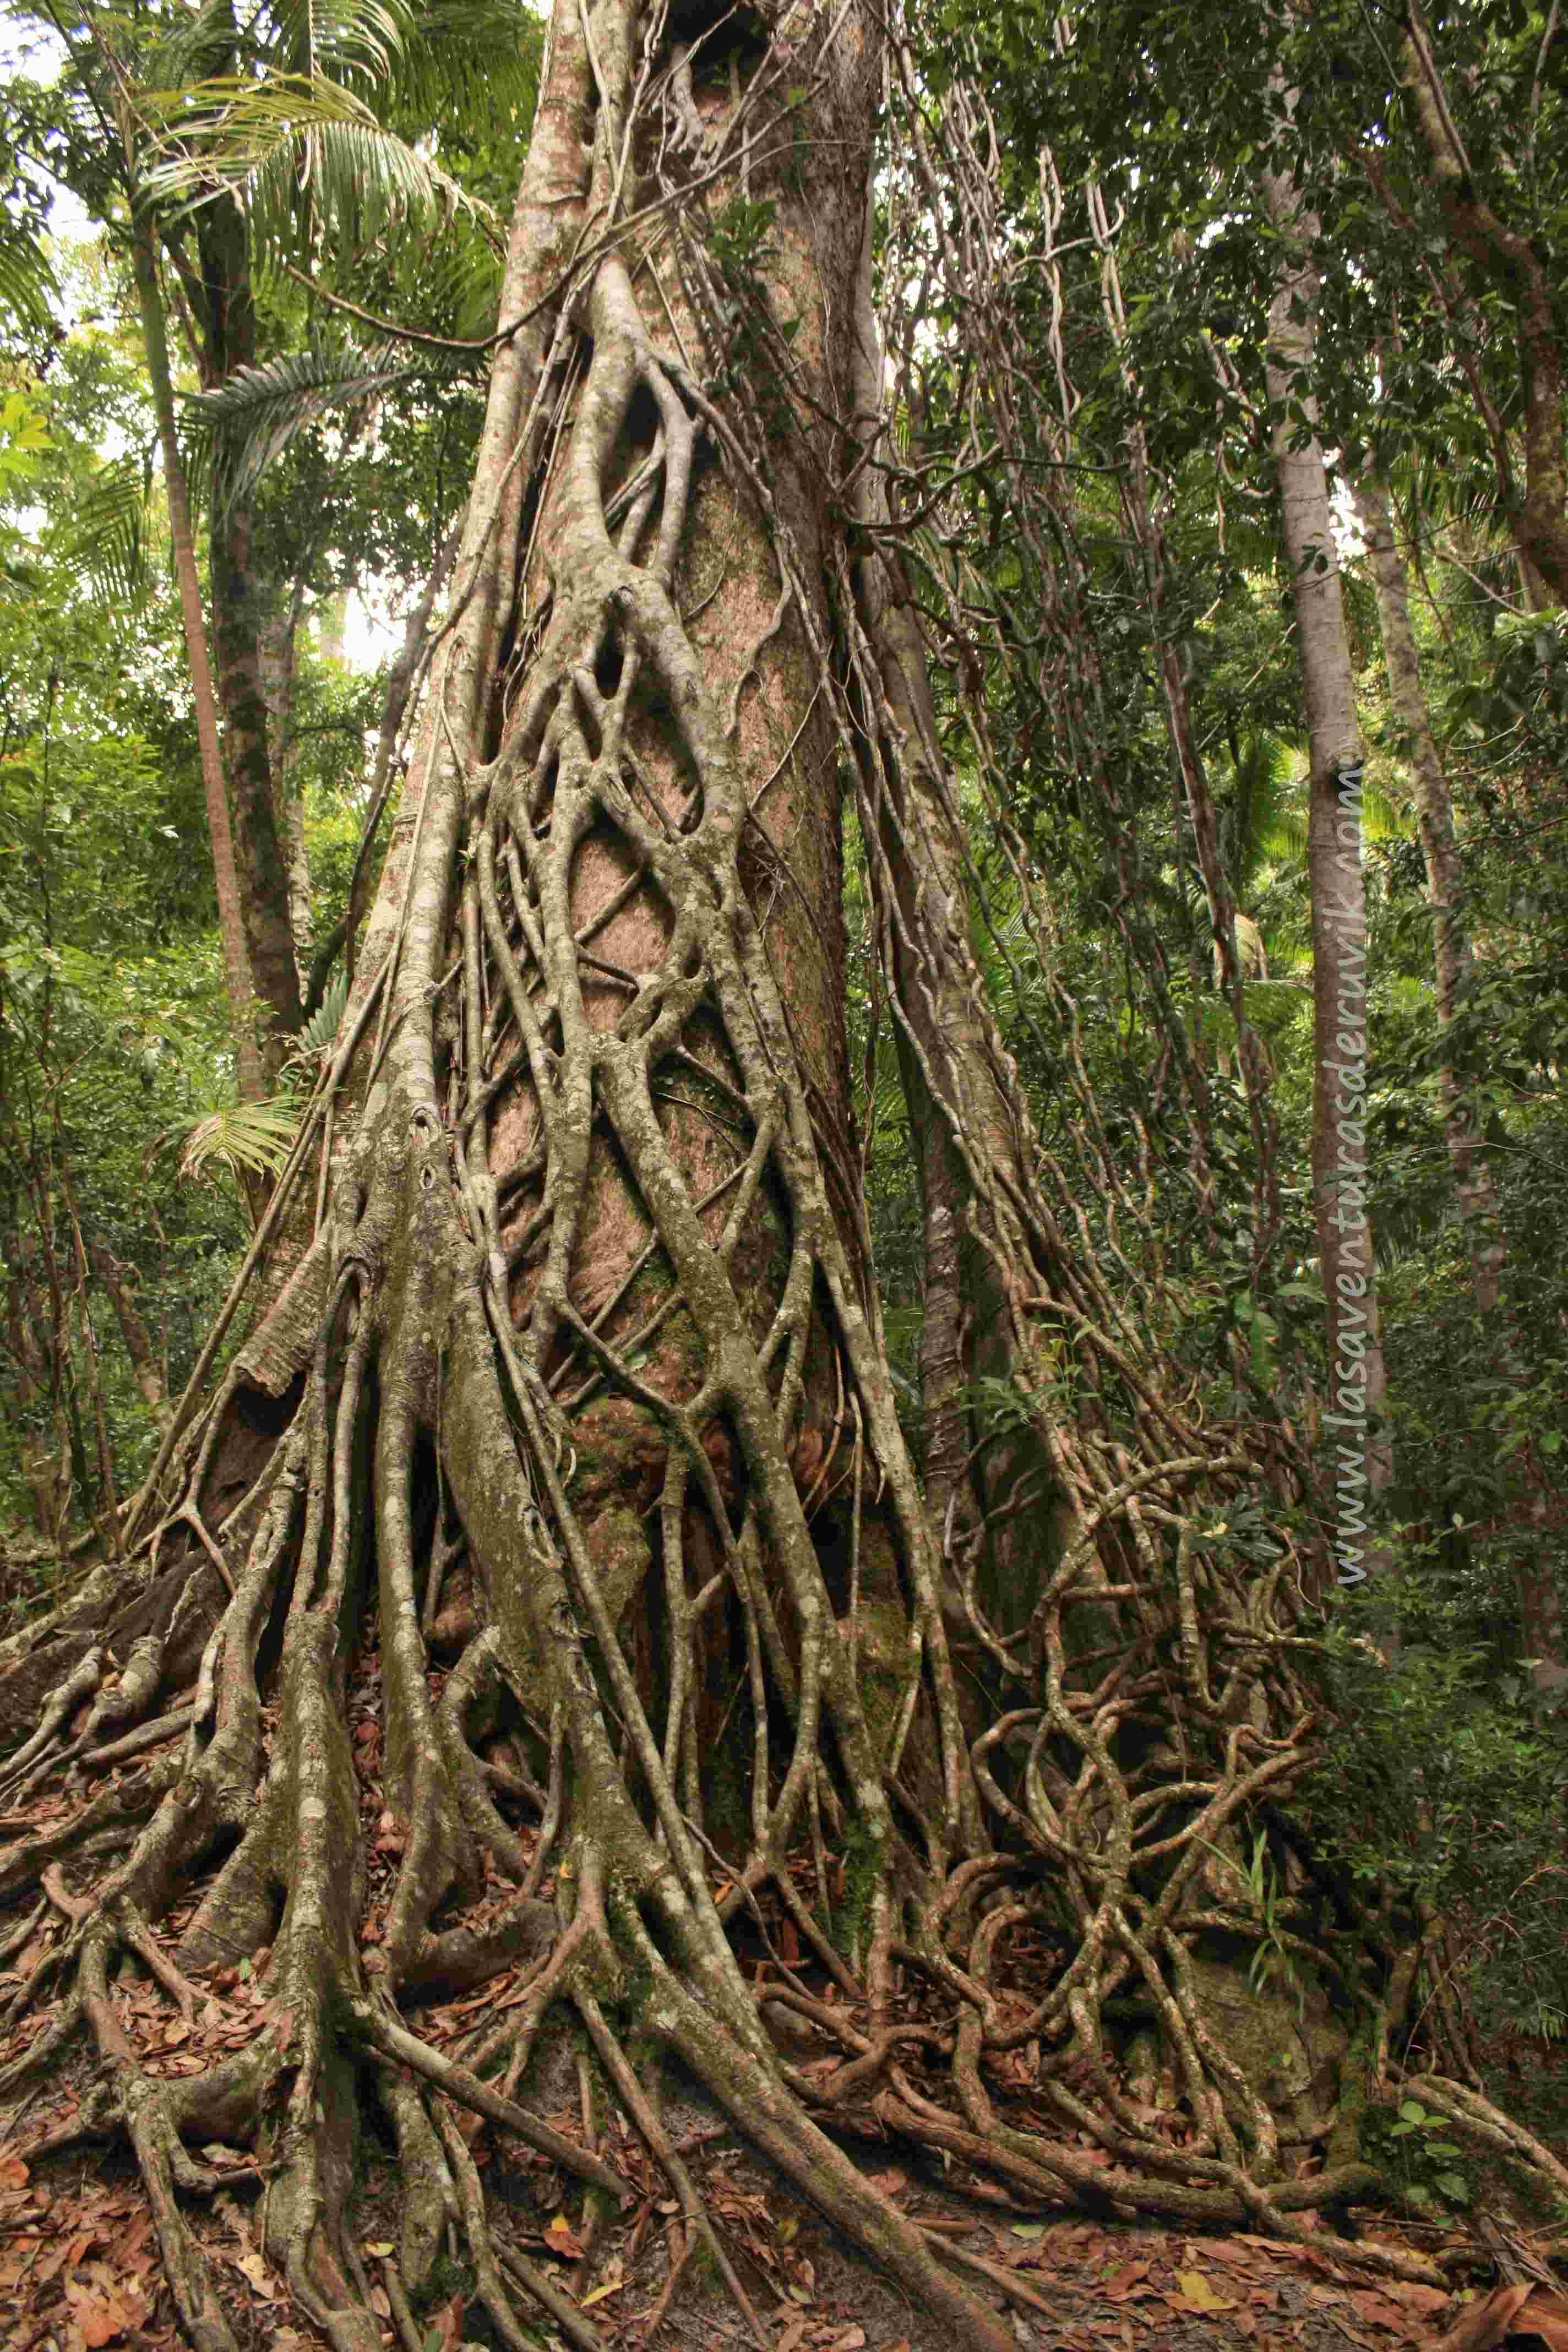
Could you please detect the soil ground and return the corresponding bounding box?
[3,2072,1565,2352]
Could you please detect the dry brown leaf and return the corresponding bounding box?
[64,2273,148,2347]
[1515,2291,1568,2350]
[1171,2269,1240,2314]
[1101,2261,1152,2301]
[230,2247,281,2299]
[0,2151,28,2188]
[1434,2285,1533,2351]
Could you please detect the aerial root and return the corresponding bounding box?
[355,1997,629,2198]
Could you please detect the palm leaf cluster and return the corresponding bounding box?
[183,335,462,506]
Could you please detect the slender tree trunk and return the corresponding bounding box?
[1352,472,1500,1294]
[1354,472,1564,1677]
[123,200,264,1103]
[1261,123,1393,1559]
[197,196,305,1061]
[4,1252,71,1538]
[847,197,1023,1588]
[257,593,313,991]
[88,1241,172,1435]
[1088,181,1279,1273]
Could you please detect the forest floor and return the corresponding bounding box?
[2,1605,1566,2352]
[3,2109,1567,2352]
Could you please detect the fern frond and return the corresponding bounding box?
[292,968,350,1060]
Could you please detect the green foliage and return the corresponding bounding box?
[174,1095,302,1184]
[1195,1827,1305,2015]
[184,339,456,511]
[1309,1613,1568,2046]
[1360,2098,1473,2214]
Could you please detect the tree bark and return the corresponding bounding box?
[1261,115,1393,1560]
[257,592,313,992]
[196,195,306,1061]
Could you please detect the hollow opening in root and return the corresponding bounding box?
[595,631,625,702]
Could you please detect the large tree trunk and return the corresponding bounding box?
[3,8,1551,2343]
[1260,117,1393,1569]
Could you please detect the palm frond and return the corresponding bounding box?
[259,0,416,84]
[1226,730,1306,878]
[59,455,149,602]
[0,216,58,335]
[388,0,543,129]
[140,75,502,259]
[183,337,455,504]
[176,1096,301,1184]
[1357,773,1414,844]
[291,968,349,1060]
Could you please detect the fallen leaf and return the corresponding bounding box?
[1513,2292,1568,2351]
[543,2212,584,2260]
[1172,2269,1240,2315]
[1434,2286,1530,2351]
[0,2152,28,2188]
[231,2247,281,2299]
[64,2274,148,2346]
